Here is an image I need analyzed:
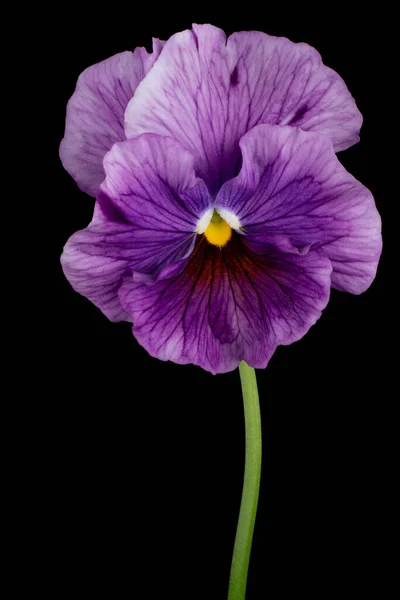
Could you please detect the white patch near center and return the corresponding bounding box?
[195,208,214,234]
[215,208,241,230]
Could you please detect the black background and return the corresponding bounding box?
[42,5,390,599]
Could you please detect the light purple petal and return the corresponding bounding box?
[60,40,164,197]
[61,134,213,320]
[118,235,332,374]
[61,208,132,322]
[125,24,362,194]
[216,124,382,294]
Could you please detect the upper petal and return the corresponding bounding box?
[216,124,382,294]
[60,40,164,197]
[125,24,362,194]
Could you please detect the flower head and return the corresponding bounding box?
[60,25,381,374]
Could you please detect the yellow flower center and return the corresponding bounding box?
[204,211,232,247]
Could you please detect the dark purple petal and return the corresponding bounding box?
[60,40,164,197]
[125,24,362,194]
[99,134,212,273]
[61,134,213,319]
[118,234,332,374]
[216,124,382,294]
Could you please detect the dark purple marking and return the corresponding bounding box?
[191,29,199,50]
[97,190,131,225]
[230,65,239,86]
[288,105,308,125]
[233,153,243,177]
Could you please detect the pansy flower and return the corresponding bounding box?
[60,24,381,374]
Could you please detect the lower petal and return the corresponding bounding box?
[118,234,332,374]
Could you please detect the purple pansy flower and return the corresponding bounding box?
[60,24,381,374]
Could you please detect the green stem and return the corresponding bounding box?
[228,361,262,600]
